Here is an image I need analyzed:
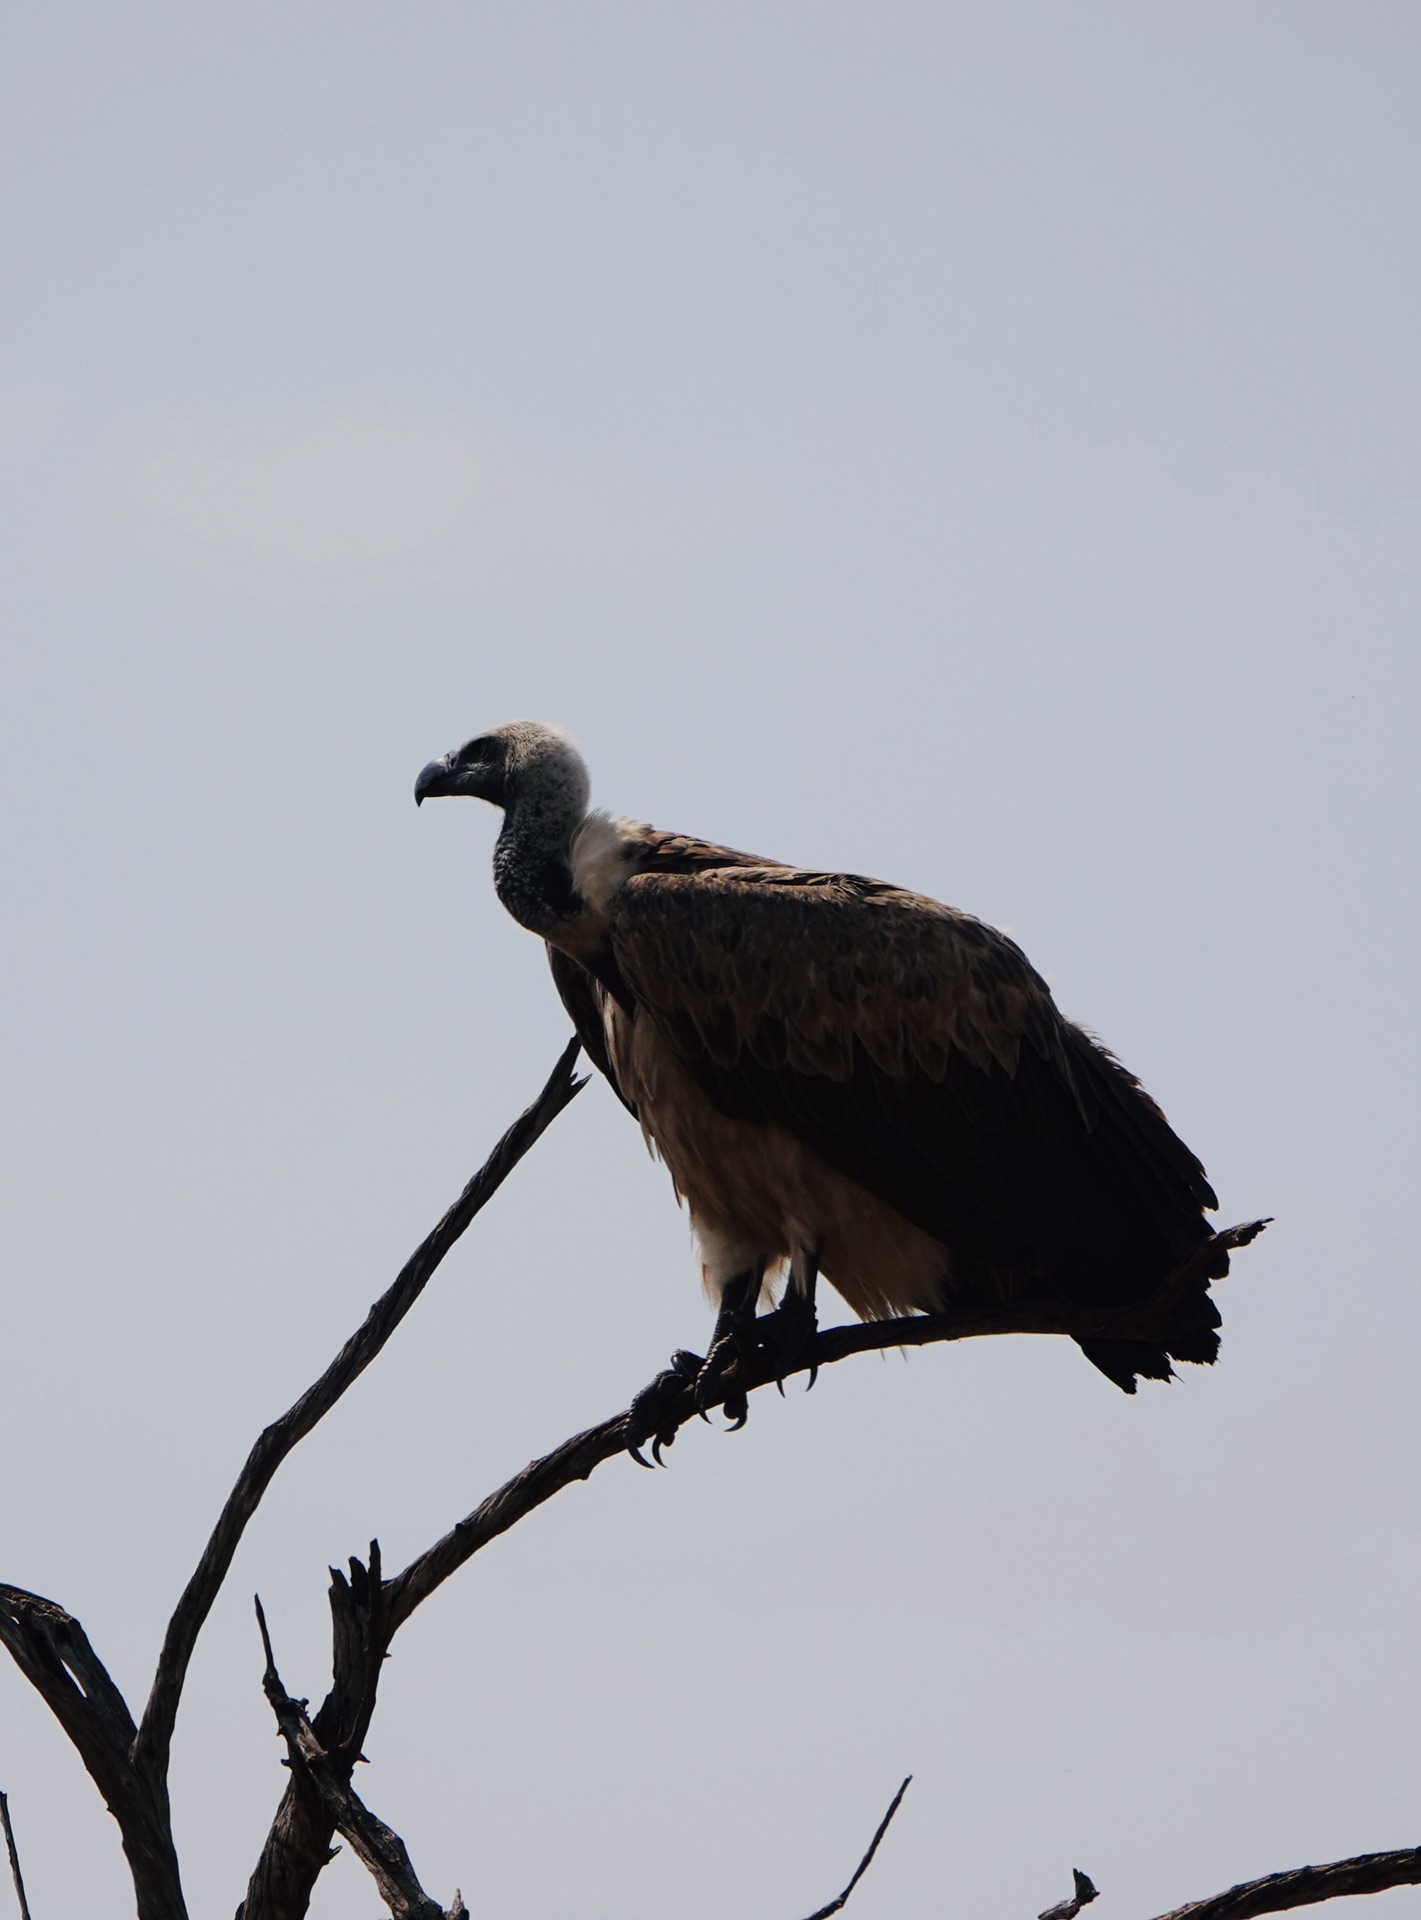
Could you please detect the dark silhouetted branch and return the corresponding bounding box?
[243,1222,1269,1914]
[1041,1868,1100,1920]
[1150,1847,1421,1920]
[136,1038,586,1784]
[0,1023,1280,1920]
[254,1600,465,1920]
[800,1776,912,1920]
[382,1220,1270,1630]
[0,1587,184,1919]
[1,1791,34,1920]
[237,1547,394,1920]
[0,1049,585,1920]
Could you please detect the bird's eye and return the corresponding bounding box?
[459,736,496,767]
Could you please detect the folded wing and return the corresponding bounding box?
[606,859,1218,1312]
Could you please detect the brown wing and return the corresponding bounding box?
[545,943,637,1115]
[608,861,1219,1315]
[545,827,785,1115]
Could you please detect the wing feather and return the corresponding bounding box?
[610,861,1217,1304]
[546,944,637,1115]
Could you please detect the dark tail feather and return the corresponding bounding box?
[1075,1321,1221,1394]
[1075,1338,1173,1393]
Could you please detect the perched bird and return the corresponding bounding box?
[416,720,1226,1434]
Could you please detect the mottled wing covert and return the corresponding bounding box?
[609,863,1217,1293]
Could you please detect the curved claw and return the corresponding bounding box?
[627,1356,700,1467]
[691,1337,753,1432]
[693,1344,731,1421]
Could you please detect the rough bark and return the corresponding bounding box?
[1149,1848,1421,1920]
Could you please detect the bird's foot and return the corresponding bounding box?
[761,1285,820,1392]
[691,1325,755,1430]
[688,1265,766,1433]
[626,1349,703,1468]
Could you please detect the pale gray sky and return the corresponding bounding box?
[3,4,1420,1916]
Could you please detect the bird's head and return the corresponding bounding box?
[414,721,590,820]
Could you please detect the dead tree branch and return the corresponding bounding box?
[800,1776,912,1920]
[236,1547,396,1920]
[137,1035,587,1784]
[0,1792,34,1920]
[381,1218,1271,1630]
[1041,1868,1100,1920]
[1149,1846,1421,1920]
[0,1045,586,1920]
[240,1218,1269,1916]
[0,1036,1328,1920]
[0,1586,184,1919]
[254,1599,466,1920]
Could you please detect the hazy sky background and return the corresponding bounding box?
[3,4,1419,1916]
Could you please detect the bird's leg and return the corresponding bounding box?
[764,1245,821,1392]
[694,1261,768,1430]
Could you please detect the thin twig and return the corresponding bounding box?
[801,1777,912,1920]
[1149,1846,1421,1920]
[134,1040,585,1782]
[0,1793,33,1920]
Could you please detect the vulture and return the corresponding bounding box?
[416,720,1226,1433]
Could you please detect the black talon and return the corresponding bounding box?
[690,1263,765,1429]
[760,1253,820,1391]
[626,1353,702,1466]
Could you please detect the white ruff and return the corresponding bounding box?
[569,811,639,916]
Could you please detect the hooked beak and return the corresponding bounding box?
[414,755,456,806]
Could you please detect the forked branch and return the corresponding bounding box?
[243,1215,1270,1915]
[0,1036,1389,1920]
[0,1045,586,1920]
[254,1598,467,1920]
